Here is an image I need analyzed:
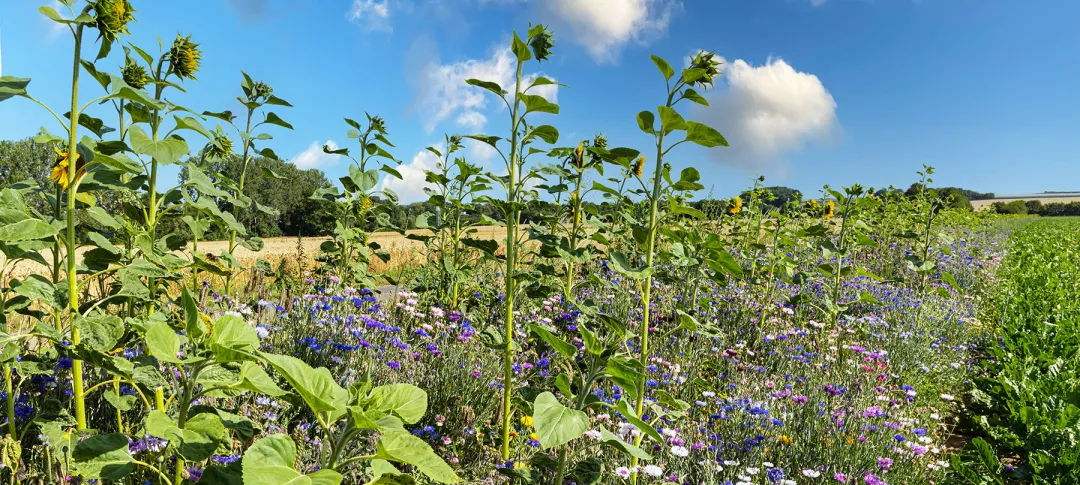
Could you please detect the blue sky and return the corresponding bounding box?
[2,0,1078,202]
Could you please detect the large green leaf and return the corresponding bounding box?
[77,314,125,352]
[376,430,460,484]
[370,384,427,424]
[145,322,186,363]
[657,106,687,134]
[209,315,259,362]
[527,324,576,360]
[72,433,133,480]
[0,77,30,103]
[684,121,728,147]
[242,434,345,485]
[129,126,189,165]
[262,353,348,414]
[0,218,58,242]
[533,392,588,450]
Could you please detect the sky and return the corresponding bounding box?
[1,0,1078,202]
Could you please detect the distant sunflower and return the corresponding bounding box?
[50,148,85,190]
[729,196,743,215]
[824,199,836,218]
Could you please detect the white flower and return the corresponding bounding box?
[670,445,689,457]
[746,467,760,475]
[763,462,774,468]
[584,430,602,440]
[662,428,678,438]
[255,326,270,340]
[802,468,821,477]
[702,391,716,398]
[724,460,739,466]
[615,467,631,478]
[643,465,663,477]
[940,393,955,401]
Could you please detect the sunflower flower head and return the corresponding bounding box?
[574,141,585,168]
[169,34,202,80]
[632,155,646,178]
[729,196,743,215]
[824,199,836,218]
[92,0,135,41]
[527,24,554,62]
[50,147,85,191]
[122,56,151,90]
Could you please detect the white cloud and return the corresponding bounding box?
[412,46,558,133]
[456,110,488,130]
[544,0,679,62]
[291,140,341,170]
[347,0,395,32]
[694,57,838,172]
[376,149,440,203]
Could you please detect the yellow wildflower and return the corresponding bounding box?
[520,415,533,428]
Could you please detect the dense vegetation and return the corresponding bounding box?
[0,2,1068,485]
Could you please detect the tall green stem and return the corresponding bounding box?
[499,58,525,461]
[66,25,87,432]
[225,109,255,295]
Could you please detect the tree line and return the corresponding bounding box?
[0,137,994,239]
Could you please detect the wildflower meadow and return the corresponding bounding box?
[0,2,1073,484]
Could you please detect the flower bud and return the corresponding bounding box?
[632,156,645,178]
[169,34,202,80]
[121,56,150,90]
[205,127,234,160]
[92,0,135,42]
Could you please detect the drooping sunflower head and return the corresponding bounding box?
[169,34,202,80]
[824,199,836,218]
[573,141,585,168]
[121,56,151,90]
[50,147,85,190]
[92,0,135,41]
[632,155,646,178]
[729,196,743,215]
[527,24,554,62]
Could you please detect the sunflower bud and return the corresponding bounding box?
[205,127,233,160]
[687,51,722,87]
[528,25,555,62]
[251,81,273,102]
[92,0,135,41]
[122,57,150,90]
[573,142,584,168]
[632,155,645,178]
[169,34,202,80]
[370,116,387,133]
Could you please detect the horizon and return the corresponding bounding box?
[1,1,1078,201]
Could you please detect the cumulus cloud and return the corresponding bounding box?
[347,0,395,32]
[376,149,440,203]
[694,56,838,172]
[543,0,679,62]
[291,140,341,170]
[411,46,558,133]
